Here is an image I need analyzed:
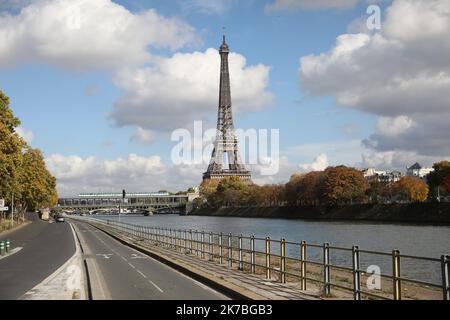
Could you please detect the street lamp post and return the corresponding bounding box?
[10,194,14,227]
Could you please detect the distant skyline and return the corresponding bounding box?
[1,0,449,196]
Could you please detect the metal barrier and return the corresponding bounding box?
[72,216,449,300]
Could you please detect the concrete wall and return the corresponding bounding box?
[191,203,450,224]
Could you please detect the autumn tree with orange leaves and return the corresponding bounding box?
[392,176,429,202]
[321,166,368,205]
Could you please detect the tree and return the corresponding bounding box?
[19,148,58,214]
[427,161,450,198]
[216,177,249,207]
[321,166,368,206]
[0,89,58,223]
[283,173,305,205]
[0,90,25,222]
[298,171,324,206]
[199,179,220,207]
[367,180,383,203]
[392,176,429,202]
[442,174,450,193]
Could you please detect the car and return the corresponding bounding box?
[55,215,65,223]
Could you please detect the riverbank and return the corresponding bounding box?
[191,203,450,224]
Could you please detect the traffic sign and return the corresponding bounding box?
[0,206,9,211]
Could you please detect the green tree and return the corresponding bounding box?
[0,90,25,221]
[427,161,450,198]
[0,89,58,223]
[216,177,249,207]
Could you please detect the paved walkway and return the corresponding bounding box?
[93,222,321,300]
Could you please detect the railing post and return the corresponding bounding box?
[209,232,213,261]
[392,249,402,300]
[441,254,450,300]
[265,237,271,279]
[183,230,187,253]
[238,234,243,271]
[219,233,223,264]
[196,230,199,256]
[228,233,233,268]
[189,229,193,254]
[300,241,307,290]
[280,239,286,283]
[323,242,331,297]
[352,245,361,300]
[201,231,205,259]
[250,235,256,274]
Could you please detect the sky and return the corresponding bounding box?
[1,0,449,196]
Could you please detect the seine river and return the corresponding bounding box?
[97,214,450,284]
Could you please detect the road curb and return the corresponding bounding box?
[88,222,272,300]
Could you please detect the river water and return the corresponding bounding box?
[97,214,450,285]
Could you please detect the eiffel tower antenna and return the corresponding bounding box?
[203,34,252,182]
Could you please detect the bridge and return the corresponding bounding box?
[56,191,199,214]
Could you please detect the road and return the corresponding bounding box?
[71,219,228,300]
[0,213,75,299]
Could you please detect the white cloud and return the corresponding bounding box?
[110,48,274,132]
[45,153,202,197]
[265,0,360,12]
[299,0,450,167]
[0,0,198,71]
[375,116,414,138]
[130,127,154,145]
[286,139,365,167]
[299,153,329,171]
[15,126,34,144]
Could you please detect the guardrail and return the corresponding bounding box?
[72,216,450,300]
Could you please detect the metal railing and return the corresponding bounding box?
[73,216,450,300]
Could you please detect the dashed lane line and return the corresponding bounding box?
[149,280,164,293]
[137,270,147,279]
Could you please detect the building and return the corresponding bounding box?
[362,167,402,184]
[362,167,386,179]
[378,171,402,184]
[406,163,434,179]
[203,35,251,182]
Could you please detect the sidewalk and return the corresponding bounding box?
[93,222,321,300]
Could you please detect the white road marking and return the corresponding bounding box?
[131,253,148,259]
[96,254,113,259]
[149,280,164,293]
[128,262,136,269]
[137,270,147,279]
[121,256,128,262]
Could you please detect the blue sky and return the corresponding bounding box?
[1,0,448,195]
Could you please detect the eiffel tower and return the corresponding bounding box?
[203,35,252,182]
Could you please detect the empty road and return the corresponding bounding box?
[71,219,228,300]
